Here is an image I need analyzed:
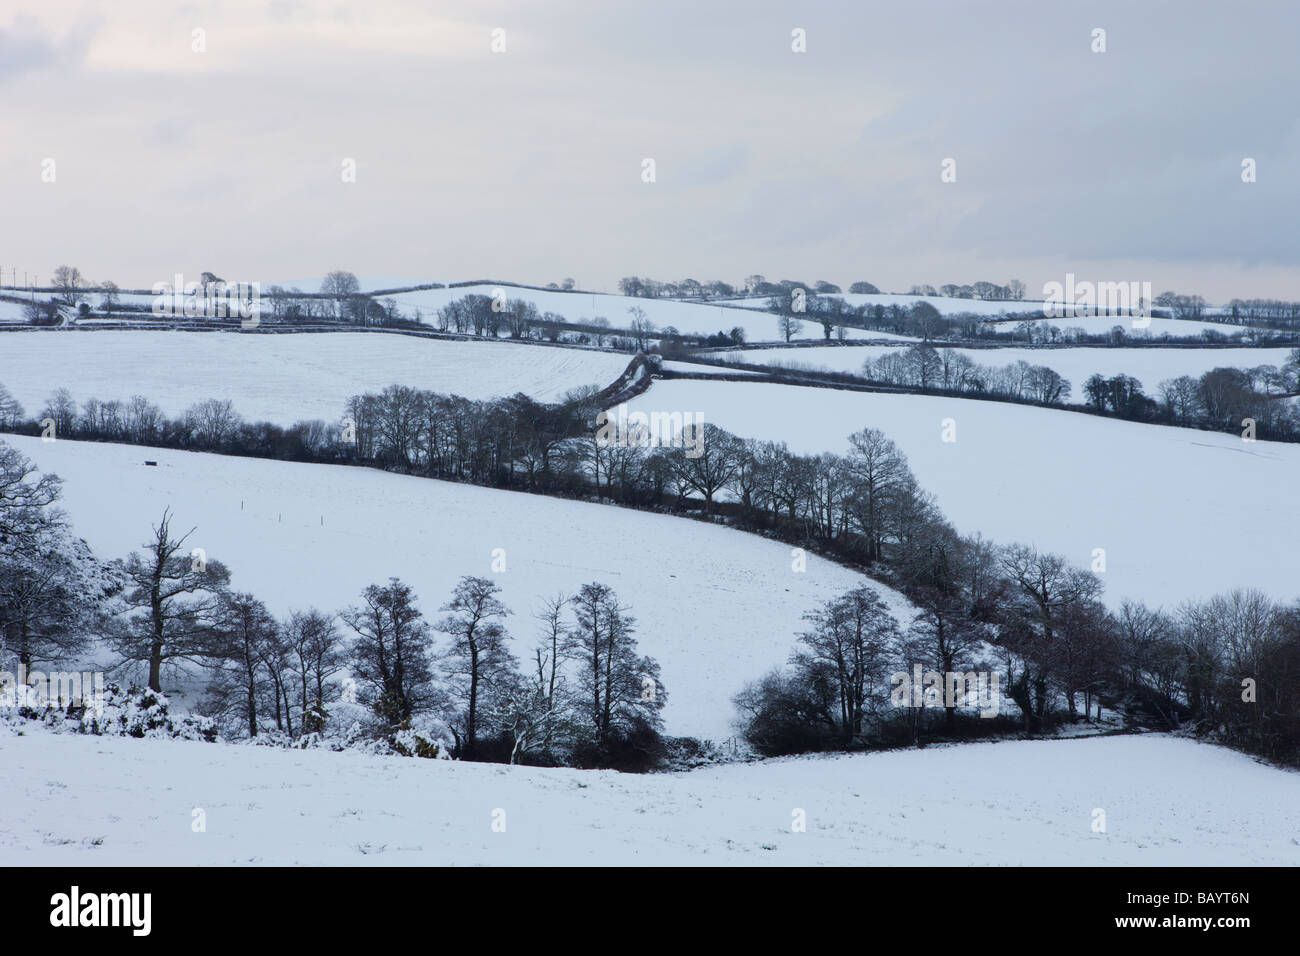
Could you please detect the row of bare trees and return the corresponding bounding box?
[0,441,667,767]
[734,528,1300,765]
[864,345,1071,402]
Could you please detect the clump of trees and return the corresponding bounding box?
[1067,356,1300,438]
[734,539,1300,768]
[864,345,1071,403]
[195,571,666,770]
[0,443,122,674]
[618,276,737,299]
[0,438,670,769]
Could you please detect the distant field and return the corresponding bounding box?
[0,330,631,422]
[703,344,1295,393]
[627,378,1299,610]
[382,284,879,343]
[983,314,1248,338]
[721,291,1045,317]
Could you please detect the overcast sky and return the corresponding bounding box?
[3,0,1298,301]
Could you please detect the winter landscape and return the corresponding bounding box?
[2,1,1299,896]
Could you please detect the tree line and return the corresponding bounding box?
[0,444,666,768]
[862,346,1071,403]
[733,563,1300,768]
[4,376,1299,768]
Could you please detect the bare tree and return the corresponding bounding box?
[284,609,344,732]
[341,578,436,726]
[113,509,231,691]
[50,266,86,306]
[320,270,361,319]
[794,587,899,745]
[436,575,516,759]
[568,582,663,748]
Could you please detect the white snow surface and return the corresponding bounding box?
[703,345,1294,393]
[722,292,1046,317]
[4,435,914,739]
[626,379,1299,609]
[2,729,1295,865]
[986,315,1248,339]
[383,284,874,342]
[723,294,1255,338]
[0,331,632,422]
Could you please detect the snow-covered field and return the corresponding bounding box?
[4,435,913,739]
[984,315,1248,339]
[703,345,1294,393]
[0,299,30,323]
[722,292,1046,317]
[383,284,874,343]
[0,331,632,422]
[2,729,1295,865]
[627,379,1298,609]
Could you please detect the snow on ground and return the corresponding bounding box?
[721,292,1046,317]
[702,345,1295,393]
[0,331,632,422]
[723,295,1257,338]
[0,299,30,324]
[384,284,874,343]
[984,315,1248,339]
[658,361,764,377]
[2,730,1295,865]
[264,276,439,293]
[4,435,913,739]
[626,379,1298,610]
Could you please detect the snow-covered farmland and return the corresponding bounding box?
[4,435,913,739]
[626,379,1299,610]
[0,331,632,423]
[703,345,1295,393]
[984,315,1248,339]
[2,729,1295,865]
[722,292,1047,318]
[0,299,31,324]
[725,294,1255,339]
[384,284,874,343]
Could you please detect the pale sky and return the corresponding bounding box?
[2,0,1298,302]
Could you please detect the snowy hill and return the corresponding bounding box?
[982,314,1248,339]
[626,379,1299,609]
[0,331,633,423]
[3,729,1295,865]
[721,291,1044,317]
[381,284,876,343]
[5,435,915,739]
[702,344,1294,394]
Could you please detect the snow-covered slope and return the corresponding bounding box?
[703,345,1294,393]
[383,284,874,343]
[984,315,1247,339]
[626,379,1298,609]
[5,435,914,739]
[2,729,1294,865]
[722,292,1045,317]
[0,331,632,422]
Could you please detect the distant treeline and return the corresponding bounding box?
[715,344,1300,443]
